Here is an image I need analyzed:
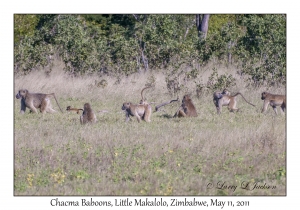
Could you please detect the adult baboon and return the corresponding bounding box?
[80,103,97,124]
[66,106,83,114]
[15,89,63,114]
[213,89,255,114]
[121,102,152,123]
[261,92,286,115]
[173,95,198,117]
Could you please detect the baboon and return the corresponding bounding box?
[15,89,63,114]
[121,102,152,123]
[261,92,286,115]
[80,103,97,124]
[213,89,255,114]
[173,95,198,117]
[66,106,83,114]
[121,86,153,123]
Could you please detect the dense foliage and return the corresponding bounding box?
[14,14,286,86]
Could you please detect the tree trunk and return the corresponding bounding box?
[196,14,201,37]
[141,50,148,72]
[196,14,210,39]
[228,40,232,64]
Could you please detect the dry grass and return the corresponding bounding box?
[14,61,286,195]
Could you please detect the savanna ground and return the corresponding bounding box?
[14,61,286,196]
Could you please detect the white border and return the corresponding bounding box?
[2,1,298,209]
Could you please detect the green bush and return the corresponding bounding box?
[237,15,286,86]
[14,14,286,87]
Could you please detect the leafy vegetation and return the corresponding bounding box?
[237,15,286,86]
[14,14,286,87]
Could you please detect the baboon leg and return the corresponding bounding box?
[272,105,278,115]
[47,107,57,113]
[143,105,152,122]
[213,99,217,107]
[40,98,48,113]
[261,101,269,113]
[46,100,56,113]
[177,109,186,117]
[29,105,38,114]
[280,105,285,114]
[31,108,38,113]
[41,98,56,114]
[173,108,184,117]
[228,108,239,112]
[280,102,286,114]
[135,113,142,123]
[217,100,222,114]
[125,112,131,122]
[228,100,238,112]
[20,99,26,114]
[92,113,97,123]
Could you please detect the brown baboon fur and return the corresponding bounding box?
[174,95,198,117]
[261,92,286,115]
[16,89,63,114]
[80,103,97,124]
[122,102,152,123]
[213,89,255,114]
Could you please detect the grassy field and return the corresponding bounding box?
[14,63,286,196]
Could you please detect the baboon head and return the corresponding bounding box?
[66,106,71,111]
[182,95,191,104]
[122,102,131,110]
[222,89,230,96]
[16,89,28,99]
[84,103,92,110]
[261,92,267,100]
[213,91,223,100]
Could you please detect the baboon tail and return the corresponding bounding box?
[236,93,256,107]
[52,93,63,113]
[141,86,152,101]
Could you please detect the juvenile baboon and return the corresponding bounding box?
[16,89,63,114]
[261,92,286,115]
[121,102,152,123]
[66,106,83,114]
[80,103,97,124]
[213,89,255,114]
[174,95,198,117]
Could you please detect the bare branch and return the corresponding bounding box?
[132,14,139,21]
[98,110,109,113]
[155,97,179,112]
